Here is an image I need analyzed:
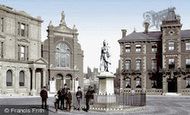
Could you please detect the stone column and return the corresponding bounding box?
[177,77,181,94]
[15,68,19,94]
[43,69,46,87]
[163,76,167,94]
[31,68,36,95]
[27,69,30,94]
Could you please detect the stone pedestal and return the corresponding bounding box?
[91,72,118,111]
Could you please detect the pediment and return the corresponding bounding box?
[34,58,48,64]
[18,38,30,43]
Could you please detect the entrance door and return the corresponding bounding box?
[168,77,177,92]
[56,74,63,91]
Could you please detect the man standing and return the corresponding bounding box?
[61,84,67,110]
[76,86,82,110]
[40,86,48,109]
[65,88,72,111]
[84,86,95,112]
[57,88,62,109]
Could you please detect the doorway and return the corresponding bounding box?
[167,77,177,92]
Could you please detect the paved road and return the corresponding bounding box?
[0,95,190,115]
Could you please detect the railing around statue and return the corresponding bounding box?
[181,89,190,95]
[71,90,146,109]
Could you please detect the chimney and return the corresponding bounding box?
[121,29,127,37]
[144,22,150,34]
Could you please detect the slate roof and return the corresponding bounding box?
[118,30,190,43]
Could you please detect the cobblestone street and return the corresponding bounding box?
[0,95,190,115]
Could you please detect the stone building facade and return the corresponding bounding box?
[0,5,47,96]
[118,8,190,95]
[42,12,84,92]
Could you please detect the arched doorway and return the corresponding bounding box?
[65,74,72,90]
[167,77,177,92]
[56,74,63,91]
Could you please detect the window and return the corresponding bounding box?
[151,59,157,70]
[186,77,190,88]
[136,77,141,88]
[136,44,141,52]
[18,45,28,61]
[18,22,29,37]
[125,60,131,70]
[136,59,141,70]
[125,78,131,88]
[168,41,174,51]
[152,44,157,53]
[55,42,70,67]
[125,44,131,53]
[19,71,25,86]
[0,18,4,32]
[186,59,190,69]
[0,42,3,58]
[169,59,175,69]
[6,70,12,86]
[186,42,190,51]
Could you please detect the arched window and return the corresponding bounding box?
[19,71,25,86]
[55,42,70,67]
[6,70,12,86]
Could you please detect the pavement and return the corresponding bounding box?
[0,95,190,115]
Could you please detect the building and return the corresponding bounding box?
[0,5,47,96]
[118,8,190,95]
[42,11,84,92]
[84,67,99,91]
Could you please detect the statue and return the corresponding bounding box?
[60,11,66,26]
[100,40,111,72]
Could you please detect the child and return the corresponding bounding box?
[54,94,59,112]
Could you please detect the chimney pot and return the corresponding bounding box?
[121,29,127,37]
[144,22,150,34]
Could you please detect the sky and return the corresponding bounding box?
[0,0,190,73]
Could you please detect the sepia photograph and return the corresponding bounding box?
[0,0,189,115]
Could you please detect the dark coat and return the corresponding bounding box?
[40,89,48,99]
[76,90,82,99]
[65,92,72,103]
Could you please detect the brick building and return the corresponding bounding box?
[118,8,190,95]
[42,12,84,92]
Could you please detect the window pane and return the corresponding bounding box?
[136,60,141,70]
[19,71,25,86]
[55,43,70,67]
[136,45,141,52]
[169,42,174,51]
[186,43,190,50]
[125,60,131,70]
[6,70,12,86]
[152,44,157,53]
[151,59,157,70]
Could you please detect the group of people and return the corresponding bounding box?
[54,84,95,112]
[40,84,95,112]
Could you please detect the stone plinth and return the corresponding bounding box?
[97,72,115,95]
[91,72,117,111]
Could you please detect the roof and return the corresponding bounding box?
[118,30,190,43]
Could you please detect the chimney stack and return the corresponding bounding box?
[121,29,127,38]
[144,22,150,34]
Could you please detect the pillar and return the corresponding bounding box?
[31,68,36,95]
[177,77,181,94]
[43,69,46,87]
[163,76,167,94]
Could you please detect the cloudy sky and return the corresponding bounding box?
[1,0,190,73]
